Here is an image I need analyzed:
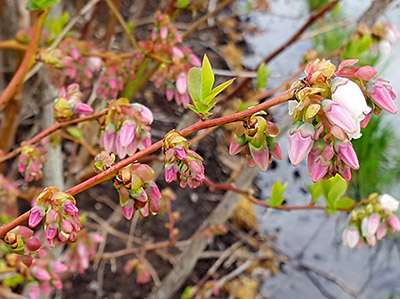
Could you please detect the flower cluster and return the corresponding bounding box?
[99,98,153,159]
[28,187,81,247]
[18,141,47,182]
[288,58,397,182]
[112,161,161,219]
[0,174,19,218]
[97,55,140,99]
[54,83,93,122]
[342,194,400,248]
[27,258,68,299]
[140,13,201,107]
[62,230,103,274]
[163,130,205,189]
[229,112,283,171]
[3,226,42,266]
[48,38,100,88]
[371,23,400,55]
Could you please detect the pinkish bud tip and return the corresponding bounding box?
[120,120,136,147]
[336,141,359,170]
[29,205,45,228]
[287,122,314,166]
[249,145,269,171]
[74,103,93,115]
[176,74,187,95]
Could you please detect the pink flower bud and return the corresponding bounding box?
[103,123,116,153]
[189,54,201,67]
[287,122,314,166]
[160,26,168,40]
[360,112,372,128]
[18,226,34,238]
[120,120,136,148]
[122,202,134,220]
[88,56,102,72]
[368,79,397,114]
[139,104,154,124]
[61,219,74,234]
[74,103,93,115]
[388,215,400,231]
[368,214,380,236]
[175,146,188,160]
[26,237,41,251]
[336,141,359,170]
[376,225,387,240]
[321,144,334,161]
[249,145,269,171]
[28,286,40,299]
[342,227,359,248]
[176,73,187,95]
[32,267,51,281]
[137,269,151,284]
[172,46,184,59]
[147,181,161,200]
[63,200,78,216]
[109,77,118,90]
[322,100,357,134]
[165,164,178,183]
[270,144,283,160]
[166,87,174,101]
[46,209,59,224]
[29,205,45,228]
[311,158,329,182]
[52,261,68,273]
[229,137,244,155]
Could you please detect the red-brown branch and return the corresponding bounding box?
[0,110,107,165]
[0,9,49,110]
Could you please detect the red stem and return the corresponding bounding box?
[0,110,107,165]
[0,9,49,110]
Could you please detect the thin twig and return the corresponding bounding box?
[222,0,339,101]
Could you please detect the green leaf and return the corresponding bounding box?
[202,78,235,104]
[357,35,372,54]
[181,286,193,299]
[188,68,202,102]
[327,174,347,203]
[201,54,214,100]
[67,127,83,139]
[256,63,270,90]
[267,181,287,207]
[3,274,24,288]
[325,206,337,215]
[177,0,189,8]
[46,12,69,36]
[334,197,354,209]
[307,182,322,204]
[27,0,59,10]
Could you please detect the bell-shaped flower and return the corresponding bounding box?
[367,214,380,236]
[311,158,330,182]
[378,194,399,212]
[367,78,397,114]
[249,143,269,171]
[388,215,400,231]
[376,225,387,240]
[335,141,359,170]
[331,77,371,124]
[322,100,357,134]
[287,121,315,166]
[119,120,136,147]
[29,205,45,228]
[342,227,360,249]
[176,73,187,94]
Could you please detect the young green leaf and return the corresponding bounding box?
[177,0,190,9]
[201,54,214,100]
[266,181,287,207]
[27,0,59,10]
[307,182,322,204]
[46,12,69,37]
[187,54,235,119]
[334,197,354,209]
[327,174,347,203]
[256,63,270,90]
[188,68,202,102]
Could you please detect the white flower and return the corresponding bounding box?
[342,227,359,248]
[379,194,399,212]
[331,77,371,139]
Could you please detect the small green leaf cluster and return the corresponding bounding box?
[188,55,235,119]
[308,174,354,214]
